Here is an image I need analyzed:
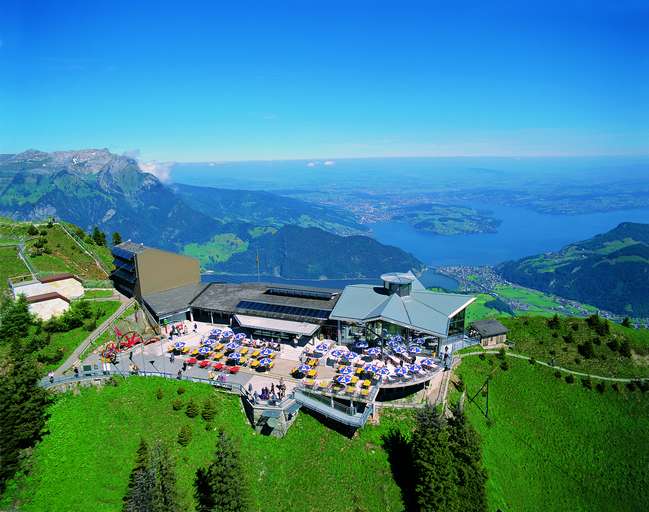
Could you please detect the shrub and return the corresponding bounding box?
[478,353,486,361]
[528,357,536,365]
[592,337,602,346]
[172,398,183,411]
[499,361,509,371]
[186,398,199,418]
[577,340,594,359]
[39,229,47,236]
[497,347,506,360]
[551,332,558,339]
[83,319,97,332]
[27,224,39,236]
[571,323,579,331]
[201,399,217,422]
[607,339,620,352]
[612,383,620,393]
[595,382,606,393]
[565,375,575,384]
[177,386,186,395]
[36,345,64,364]
[626,382,637,392]
[156,388,164,400]
[178,425,192,446]
[619,340,632,358]
[622,317,632,328]
[554,370,562,379]
[549,349,556,356]
[581,378,592,390]
[547,314,561,329]
[106,376,120,387]
[637,380,649,393]
[574,357,581,365]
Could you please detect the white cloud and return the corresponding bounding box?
[139,160,173,182]
[323,160,335,166]
[306,161,317,167]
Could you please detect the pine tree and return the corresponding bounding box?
[186,398,200,418]
[122,438,154,512]
[411,408,459,512]
[178,425,192,446]
[201,399,217,422]
[149,441,182,512]
[0,295,35,347]
[112,231,123,246]
[0,353,52,492]
[620,339,632,358]
[622,317,631,328]
[194,429,249,512]
[156,388,164,400]
[447,407,488,512]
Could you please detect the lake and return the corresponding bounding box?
[371,205,649,266]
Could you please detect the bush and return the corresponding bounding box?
[528,357,536,365]
[565,374,575,384]
[499,361,509,371]
[156,388,164,400]
[186,398,199,418]
[497,347,506,360]
[27,224,39,236]
[577,340,594,359]
[172,398,183,411]
[478,353,486,361]
[612,383,620,393]
[36,345,64,364]
[39,229,47,236]
[83,319,97,332]
[620,340,632,358]
[554,370,562,379]
[552,332,558,338]
[547,314,561,329]
[454,378,465,392]
[574,357,581,365]
[626,381,637,392]
[622,317,632,328]
[106,376,120,387]
[571,323,579,331]
[636,380,649,393]
[581,378,592,390]
[595,382,606,393]
[201,399,217,421]
[178,425,192,446]
[177,386,186,395]
[592,337,602,346]
[607,339,620,352]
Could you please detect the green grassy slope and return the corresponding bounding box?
[2,378,410,512]
[0,246,29,291]
[455,356,649,512]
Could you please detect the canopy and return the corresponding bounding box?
[234,314,320,337]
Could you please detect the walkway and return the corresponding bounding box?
[459,350,649,383]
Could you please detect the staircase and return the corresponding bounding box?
[293,389,373,428]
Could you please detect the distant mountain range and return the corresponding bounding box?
[0,149,422,279]
[498,222,649,316]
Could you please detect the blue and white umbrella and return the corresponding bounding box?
[225,341,240,351]
[377,367,391,376]
[336,375,352,384]
[409,345,422,354]
[202,338,215,346]
[342,351,359,360]
[363,364,379,373]
[366,347,381,356]
[392,335,403,342]
[259,357,273,366]
[297,364,311,373]
[235,333,246,341]
[315,343,329,353]
[339,366,354,375]
[330,349,345,358]
[393,345,406,354]
[174,341,185,350]
[408,363,422,373]
[228,352,242,360]
[354,340,369,349]
[260,348,273,357]
[210,328,222,336]
[413,337,425,344]
[198,346,211,355]
[393,367,408,377]
[420,358,436,367]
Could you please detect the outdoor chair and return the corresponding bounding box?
[269,352,276,359]
[251,349,260,358]
[318,381,329,390]
[350,376,359,384]
[240,347,249,355]
[166,345,174,353]
[355,367,363,375]
[304,378,315,387]
[239,357,248,365]
[362,379,371,388]
[250,360,260,368]
[182,347,189,354]
[191,348,199,356]
[268,362,274,369]
[213,352,224,360]
[360,388,370,397]
[346,386,356,395]
[307,369,317,378]
[215,343,224,351]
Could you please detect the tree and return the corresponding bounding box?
[447,408,488,512]
[0,295,34,347]
[156,388,164,400]
[27,224,39,236]
[112,231,123,246]
[194,429,249,512]
[547,314,561,329]
[577,339,594,359]
[411,408,459,512]
[149,441,182,512]
[123,438,154,512]
[620,339,632,358]
[201,399,217,422]
[186,398,200,418]
[178,425,192,446]
[0,353,52,492]
[622,317,632,328]
[92,226,106,246]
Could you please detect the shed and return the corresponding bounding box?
[470,319,508,347]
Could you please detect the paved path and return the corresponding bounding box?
[459,350,648,383]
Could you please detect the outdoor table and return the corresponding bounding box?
[363,364,379,373]
[210,328,222,335]
[235,333,246,341]
[251,349,261,357]
[307,369,317,378]
[213,352,224,360]
[186,357,198,364]
[199,360,210,368]
[174,341,186,350]
[392,335,403,342]
[336,374,352,385]
[393,345,405,354]
[198,346,211,355]
[377,367,391,376]
[354,340,369,349]
[229,366,240,374]
[330,349,345,358]
[413,337,425,344]
[213,362,224,370]
[228,352,242,360]
[342,351,359,360]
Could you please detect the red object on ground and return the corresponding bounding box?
[229,366,240,374]
[187,357,198,364]
[213,362,224,370]
[198,360,210,368]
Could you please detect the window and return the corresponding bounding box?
[264,287,335,301]
[236,300,330,320]
[448,309,466,336]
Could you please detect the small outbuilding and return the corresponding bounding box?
[470,319,508,347]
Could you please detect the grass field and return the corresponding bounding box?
[504,316,649,378]
[37,301,121,374]
[82,289,115,299]
[495,284,565,316]
[454,356,649,512]
[1,378,411,512]
[0,246,29,291]
[183,233,249,265]
[25,224,109,280]
[466,293,513,324]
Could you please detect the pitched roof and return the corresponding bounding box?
[143,283,209,318]
[330,275,475,336]
[471,319,508,337]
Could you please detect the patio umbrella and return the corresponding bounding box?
[393,345,405,354]
[342,351,359,360]
[367,347,381,356]
[228,352,242,360]
[409,346,422,354]
[363,364,379,373]
[330,349,345,358]
[259,357,273,366]
[377,367,391,376]
[174,341,185,350]
[198,346,211,355]
[225,341,240,350]
[339,366,354,375]
[420,358,436,367]
[354,340,369,349]
[315,343,329,353]
[408,363,422,373]
[210,328,222,336]
[235,333,246,341]
[298,364,311,373]
[413,337,425,344]
[336,375,352,384]
[260,348,273,357]
[392,335,403,342]
[393,367,408,377]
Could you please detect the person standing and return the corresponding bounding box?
[48,371,54,384]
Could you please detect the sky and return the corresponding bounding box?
[1,0,648,161]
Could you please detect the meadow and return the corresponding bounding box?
[454,356,649,512]
[1,377,411,512]
[0,246,28,291]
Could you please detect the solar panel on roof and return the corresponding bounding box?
[236,300,330,320]
[265,287,334,301]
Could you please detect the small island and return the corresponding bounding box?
[393,203,501,236]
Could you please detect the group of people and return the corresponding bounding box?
[251,378,287,404]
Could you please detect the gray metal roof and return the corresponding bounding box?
[143,282,208,318]
[471,319,508,337]
[115,241,149,255]
[330,275,475,336]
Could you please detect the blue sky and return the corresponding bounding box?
[1,1,647,161]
